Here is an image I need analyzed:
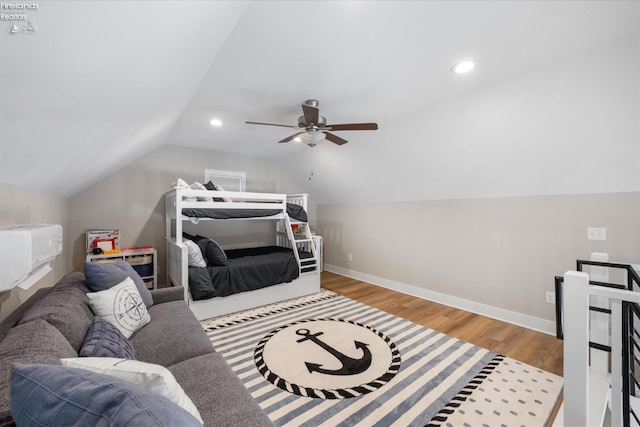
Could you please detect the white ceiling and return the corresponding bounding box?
[1,1,638,198]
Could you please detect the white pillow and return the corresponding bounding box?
[184,240,206,268]
[190,181,214,202]
[87,277,150,339]
[61,357,203,424]
[214,184,233,203]
[174,178,197,201]
[173,178,189,189]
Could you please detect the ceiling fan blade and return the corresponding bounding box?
[246,121,299,129]
[325,123,378,131]
[279,132,305,143]
[324,132,348,145]
[301,104,319,125]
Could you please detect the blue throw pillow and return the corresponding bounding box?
[79,318,136,359]
[11,365,202,427]
[84,260,153,308]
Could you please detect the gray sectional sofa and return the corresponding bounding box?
[0,272,272,426]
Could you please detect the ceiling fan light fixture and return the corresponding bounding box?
[300,130,326,147]
[451,60,475,74]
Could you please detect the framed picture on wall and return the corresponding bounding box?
[204,169,246,192]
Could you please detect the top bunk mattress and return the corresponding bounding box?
[181,207,282,220]
[181,203,308,222]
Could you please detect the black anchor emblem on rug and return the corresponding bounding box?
[296,328,372,376]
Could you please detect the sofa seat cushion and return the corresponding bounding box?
[168,353,272,427]
[17,276,94,351]
[129,300,214,367]
[0,320,78,424]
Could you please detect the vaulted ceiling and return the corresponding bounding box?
[1,1,638,200]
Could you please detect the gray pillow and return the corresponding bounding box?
[84,260,153,308]
[79,317,136,359]
[11,365,202,427]
[196,236,228,266]
[204,180,224,202]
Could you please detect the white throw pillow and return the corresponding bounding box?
[174,178,197,201]
[87,277,150,339]
[214,184,233,203]
[61,357,203,424]
[190,181,214,202]
[173,178,189,189]
[184,240,206,268]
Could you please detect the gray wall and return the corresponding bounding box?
[318,192,640,326]
[0,182,70,321]
[67,145,308,286]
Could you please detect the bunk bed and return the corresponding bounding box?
[165,187,320,320]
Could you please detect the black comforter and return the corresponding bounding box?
[189,246,311,301]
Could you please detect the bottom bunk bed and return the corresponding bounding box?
[166,238,321,320]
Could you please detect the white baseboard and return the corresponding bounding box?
[324,264,556,335]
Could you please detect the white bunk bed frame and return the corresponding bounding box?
[165,188,320,321]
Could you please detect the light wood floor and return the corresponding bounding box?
[321,271,563,377]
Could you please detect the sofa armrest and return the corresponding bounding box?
[150,286,185,305]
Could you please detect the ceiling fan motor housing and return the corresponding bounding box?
[298,115,326,128]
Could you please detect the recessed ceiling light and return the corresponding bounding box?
[209,118,223,127]
[293,136,302,143]
[451,61,475,74]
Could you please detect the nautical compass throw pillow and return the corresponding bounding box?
[87,277,151,338]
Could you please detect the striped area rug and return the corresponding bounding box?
[202,290,562,426]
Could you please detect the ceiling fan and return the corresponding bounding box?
[245,99,378,147]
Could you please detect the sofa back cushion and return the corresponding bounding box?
[0,287,50,343]
[0,319,78,424]
[17,277,94,351]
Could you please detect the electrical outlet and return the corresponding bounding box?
[348,254,353,261]
[587,227,606,241]
[545,291,555,304]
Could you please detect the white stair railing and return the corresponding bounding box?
[563,271,640,427]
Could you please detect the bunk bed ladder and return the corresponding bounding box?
[280,216,319,275]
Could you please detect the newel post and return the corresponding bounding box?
[563,271,590,427]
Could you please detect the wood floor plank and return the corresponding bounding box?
[321,270,563,377]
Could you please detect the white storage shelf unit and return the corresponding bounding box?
[85,249,157,290]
